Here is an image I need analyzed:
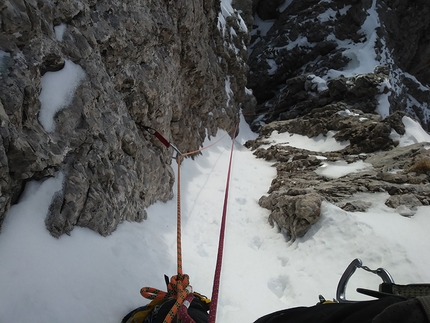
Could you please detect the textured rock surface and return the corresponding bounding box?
[246,110,430,240]
[244,1,430,239]
[248,0,430,131]
[0,0,251,236]
[2,0,430,241]
[260,192,323,239]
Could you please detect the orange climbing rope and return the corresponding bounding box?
[182,130,233,158]
[140,121,238,323]
[139,135,193,323]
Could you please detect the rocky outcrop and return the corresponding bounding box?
[246,110,430,240]
[2,0,429,241]
[260,192,322,239]
[0,0,251,236]
[243,0,430,240]
[247,0,430,131]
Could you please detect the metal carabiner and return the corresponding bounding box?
[336,258,395,303]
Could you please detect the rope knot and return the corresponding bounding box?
[140,274,195,323]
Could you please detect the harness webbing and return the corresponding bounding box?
[140,121,239,323]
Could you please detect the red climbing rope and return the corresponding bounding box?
[141,120,239,323]
[141,126,193,323]
[208,121,239,323]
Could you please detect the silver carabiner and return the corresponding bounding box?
[336,258,395,303]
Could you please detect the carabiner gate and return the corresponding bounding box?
[336,258,394,303]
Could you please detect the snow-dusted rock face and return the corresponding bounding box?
[0,0,250,236]
[245,0,430,241]
[246,112,430,240]
[246,0,430,235]
[247,0,430,131]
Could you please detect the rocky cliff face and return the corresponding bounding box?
[1,0,429,239]
[246,111,430,240]
[0,0,251,236]
[247,0,430,131]
[245,0,430,240]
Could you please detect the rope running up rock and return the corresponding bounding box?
[141,120,239,323]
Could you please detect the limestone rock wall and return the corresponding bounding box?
[0,0,251,236]
[247,0,430,131]
[245,0,430,241]
[246,111,430,241]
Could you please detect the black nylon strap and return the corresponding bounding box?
[417,296,430,321]
[380,283,430,298]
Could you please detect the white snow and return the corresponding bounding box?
[404,72,430,92]
[285,36,314,51]
[1,113,429,323]
[337,109,359,117]
[315,160,373,179]
[225,76,233,107]
[339,5,352,15]
[0,50,9,60]
[389,116,430,146]
[38,59,86,132]
[278,0,293,13]
[0,50,10,76]
[322,0,380,80]
[318,8,337,22]
[310,75,329,92]
[260,130,349,152]
[218,0,247,35]
[375,92,390,118]
[54,23,67,41]
[266,59,278,75]
[251,15,276,37]
[2,2,430,322]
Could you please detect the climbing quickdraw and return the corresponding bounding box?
[139,121,239,323]
[336,258,394,303]
[336,258,430,303]
[141,126,183,162]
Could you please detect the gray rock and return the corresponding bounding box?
[246,0,430,241]
[247,108,430,238]
[385,194,423,209]
[0,0,251,236]
[261,192,323,241]
[247,0,430,131]
[395,205,417,218]
[341,201,372,212]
